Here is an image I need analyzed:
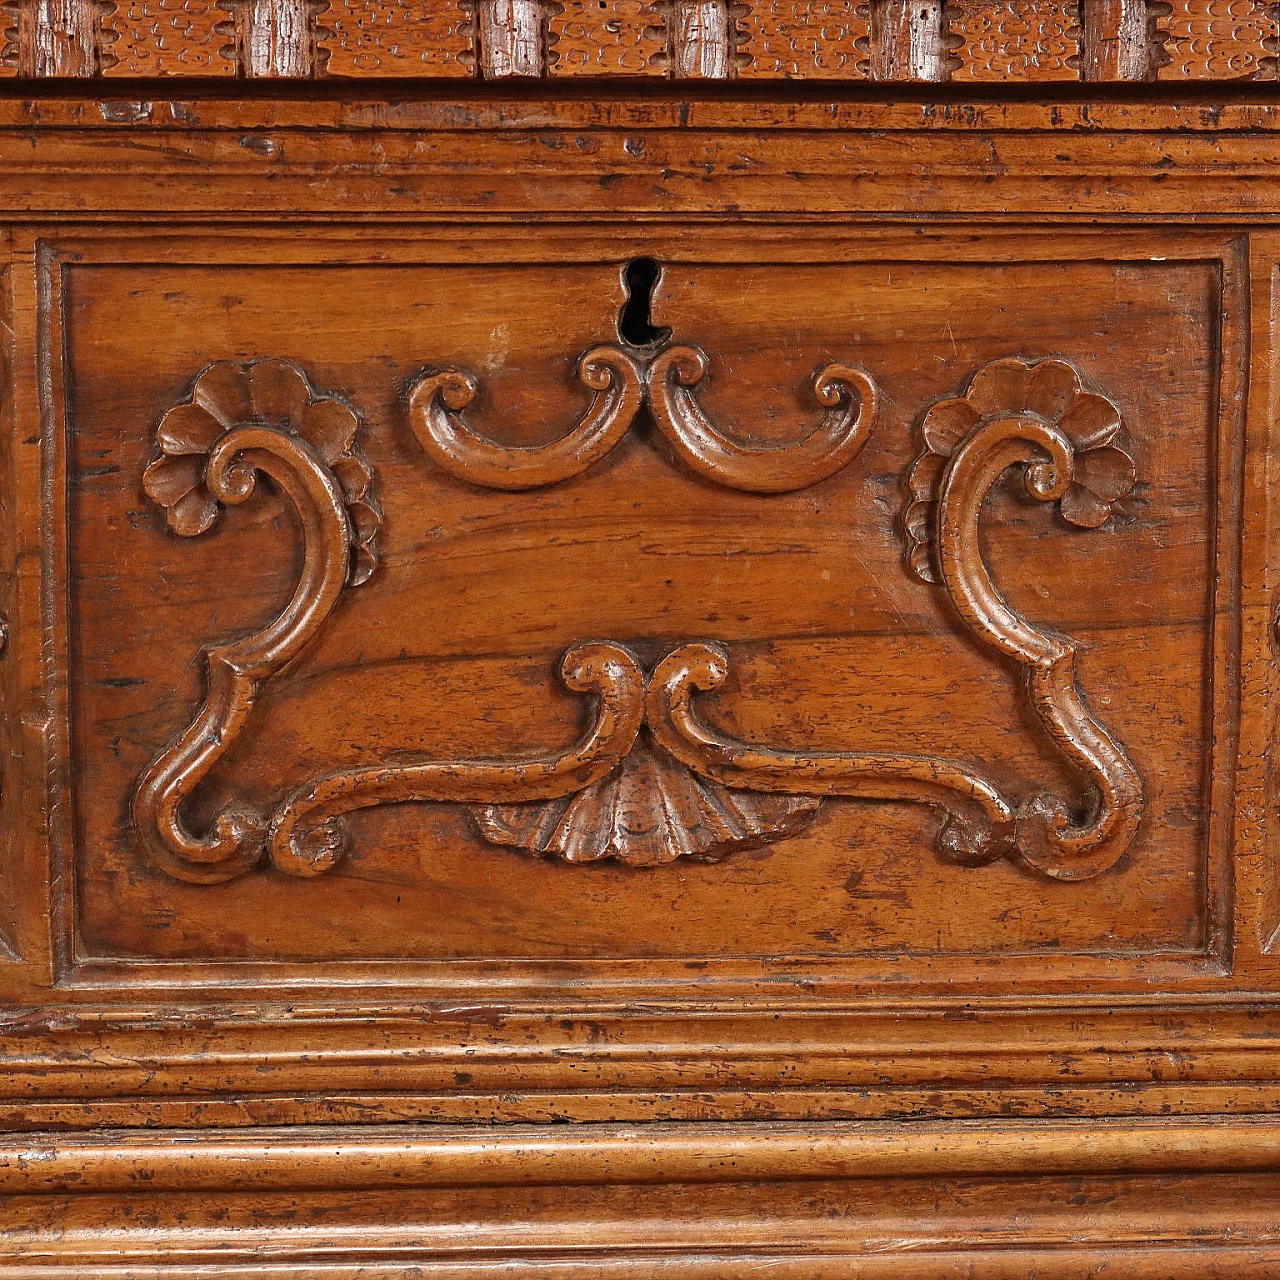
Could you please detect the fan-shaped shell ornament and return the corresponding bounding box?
[142,358,381,584]
[904,356,1136,584]
[471,735,821,866]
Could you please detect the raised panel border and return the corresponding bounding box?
[0,219,1260,1125]
[11,223,1242,998]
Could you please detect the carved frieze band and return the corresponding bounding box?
[1,0,1275,79]
[136,342,1143,882]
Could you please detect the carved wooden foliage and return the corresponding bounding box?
[473,728,822,866]
[903,355,1142,879]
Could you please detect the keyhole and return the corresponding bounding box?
[617,257,670,348]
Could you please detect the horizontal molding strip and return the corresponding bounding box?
[0,0,1276,81]
[4,1116,1280,1191]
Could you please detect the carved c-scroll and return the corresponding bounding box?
[406,346,645,490]
[645,643,1016,866]
[267,642,648,876]
[134,348,1142,883]
[904,356,1144,880]
[632,356,1142,881]
[133,359,382,884]
[406,343,880,494]
[646,345,880,493]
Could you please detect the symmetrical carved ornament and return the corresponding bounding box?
[408,343,879,494]
[136,341,1143,883]
[5,0,1277,81]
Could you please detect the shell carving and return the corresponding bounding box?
[471,735,821,867]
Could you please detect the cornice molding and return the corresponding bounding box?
[0,0,1275,82]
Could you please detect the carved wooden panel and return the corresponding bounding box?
[35,229,1224,978]
[1157,0,1279,78]
[100,0,236,74]
[547,0,666,75]
[3,83,1280,1272]
[735,0,871,78]
[315,0,474,76]
[948,0,1081,80]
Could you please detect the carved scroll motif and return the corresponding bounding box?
[904,356,1144,879]
[645,643,1017,867]
[406,346,645,490]
[268,642,650,876]
[646,345,881,493]
[406,343,880,493]
[630,356,1143,881]
[134,359,383,883]
[136,347,1143,883]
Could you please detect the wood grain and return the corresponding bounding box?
[1080,0,1166,78]
[662,0,737,77]
[0,1122,1277,1275]
[869,0,950,79]
[0,29,1275,1271]
[13,0,103,74]
[476,0,545,75]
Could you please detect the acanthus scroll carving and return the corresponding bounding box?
[134,345,1144,882]
[904,355,1144,880]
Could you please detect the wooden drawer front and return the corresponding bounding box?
[0,216,1269,1123]
[36,226,1230,979]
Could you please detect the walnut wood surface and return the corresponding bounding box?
[0,20,1276,1269]
[0,1119,1277,1275]
[1,0,1278,78]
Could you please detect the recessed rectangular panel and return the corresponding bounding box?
[61,235,1225,977]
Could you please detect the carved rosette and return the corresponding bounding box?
[904,355,1137,583]
[133,343,1148,886]
[143,358,380,584]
